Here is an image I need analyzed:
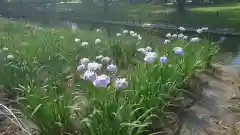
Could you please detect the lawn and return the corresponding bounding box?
[0,18,219,135]
[191,3,240,11]
[147,3,240,31]
[184,3,240,30]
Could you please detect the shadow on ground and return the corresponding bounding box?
[178,64,240,135]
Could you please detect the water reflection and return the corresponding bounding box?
[216,36,226,45]
[232,54,240,65]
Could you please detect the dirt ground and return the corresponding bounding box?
[179,64,240,135]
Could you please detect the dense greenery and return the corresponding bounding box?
[0,18,219,134]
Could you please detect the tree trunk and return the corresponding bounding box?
[192,0,201,5]
[0,0,7,15]
[82,0,94,5]
[176,0,185,13]
[104,0,108,14]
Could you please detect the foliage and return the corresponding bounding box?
[0,18,219,135]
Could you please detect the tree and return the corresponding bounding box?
[103,0,109,13]
[192,0,202,5]
[0,0,8,15]
[176,0,185,12]
[82,0,94,5]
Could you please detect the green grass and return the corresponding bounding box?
[180,3,240,30]
[191,3,240,11]
[0,18,219,135]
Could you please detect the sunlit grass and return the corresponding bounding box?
[191,3,240,12]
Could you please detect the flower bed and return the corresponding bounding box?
[0,18,219,135]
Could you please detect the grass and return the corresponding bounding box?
[191,3,240,11]
[139,3,240,31]
[172,3,240,30]
[0,18,219,135]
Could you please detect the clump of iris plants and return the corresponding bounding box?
[0,20,219,135]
